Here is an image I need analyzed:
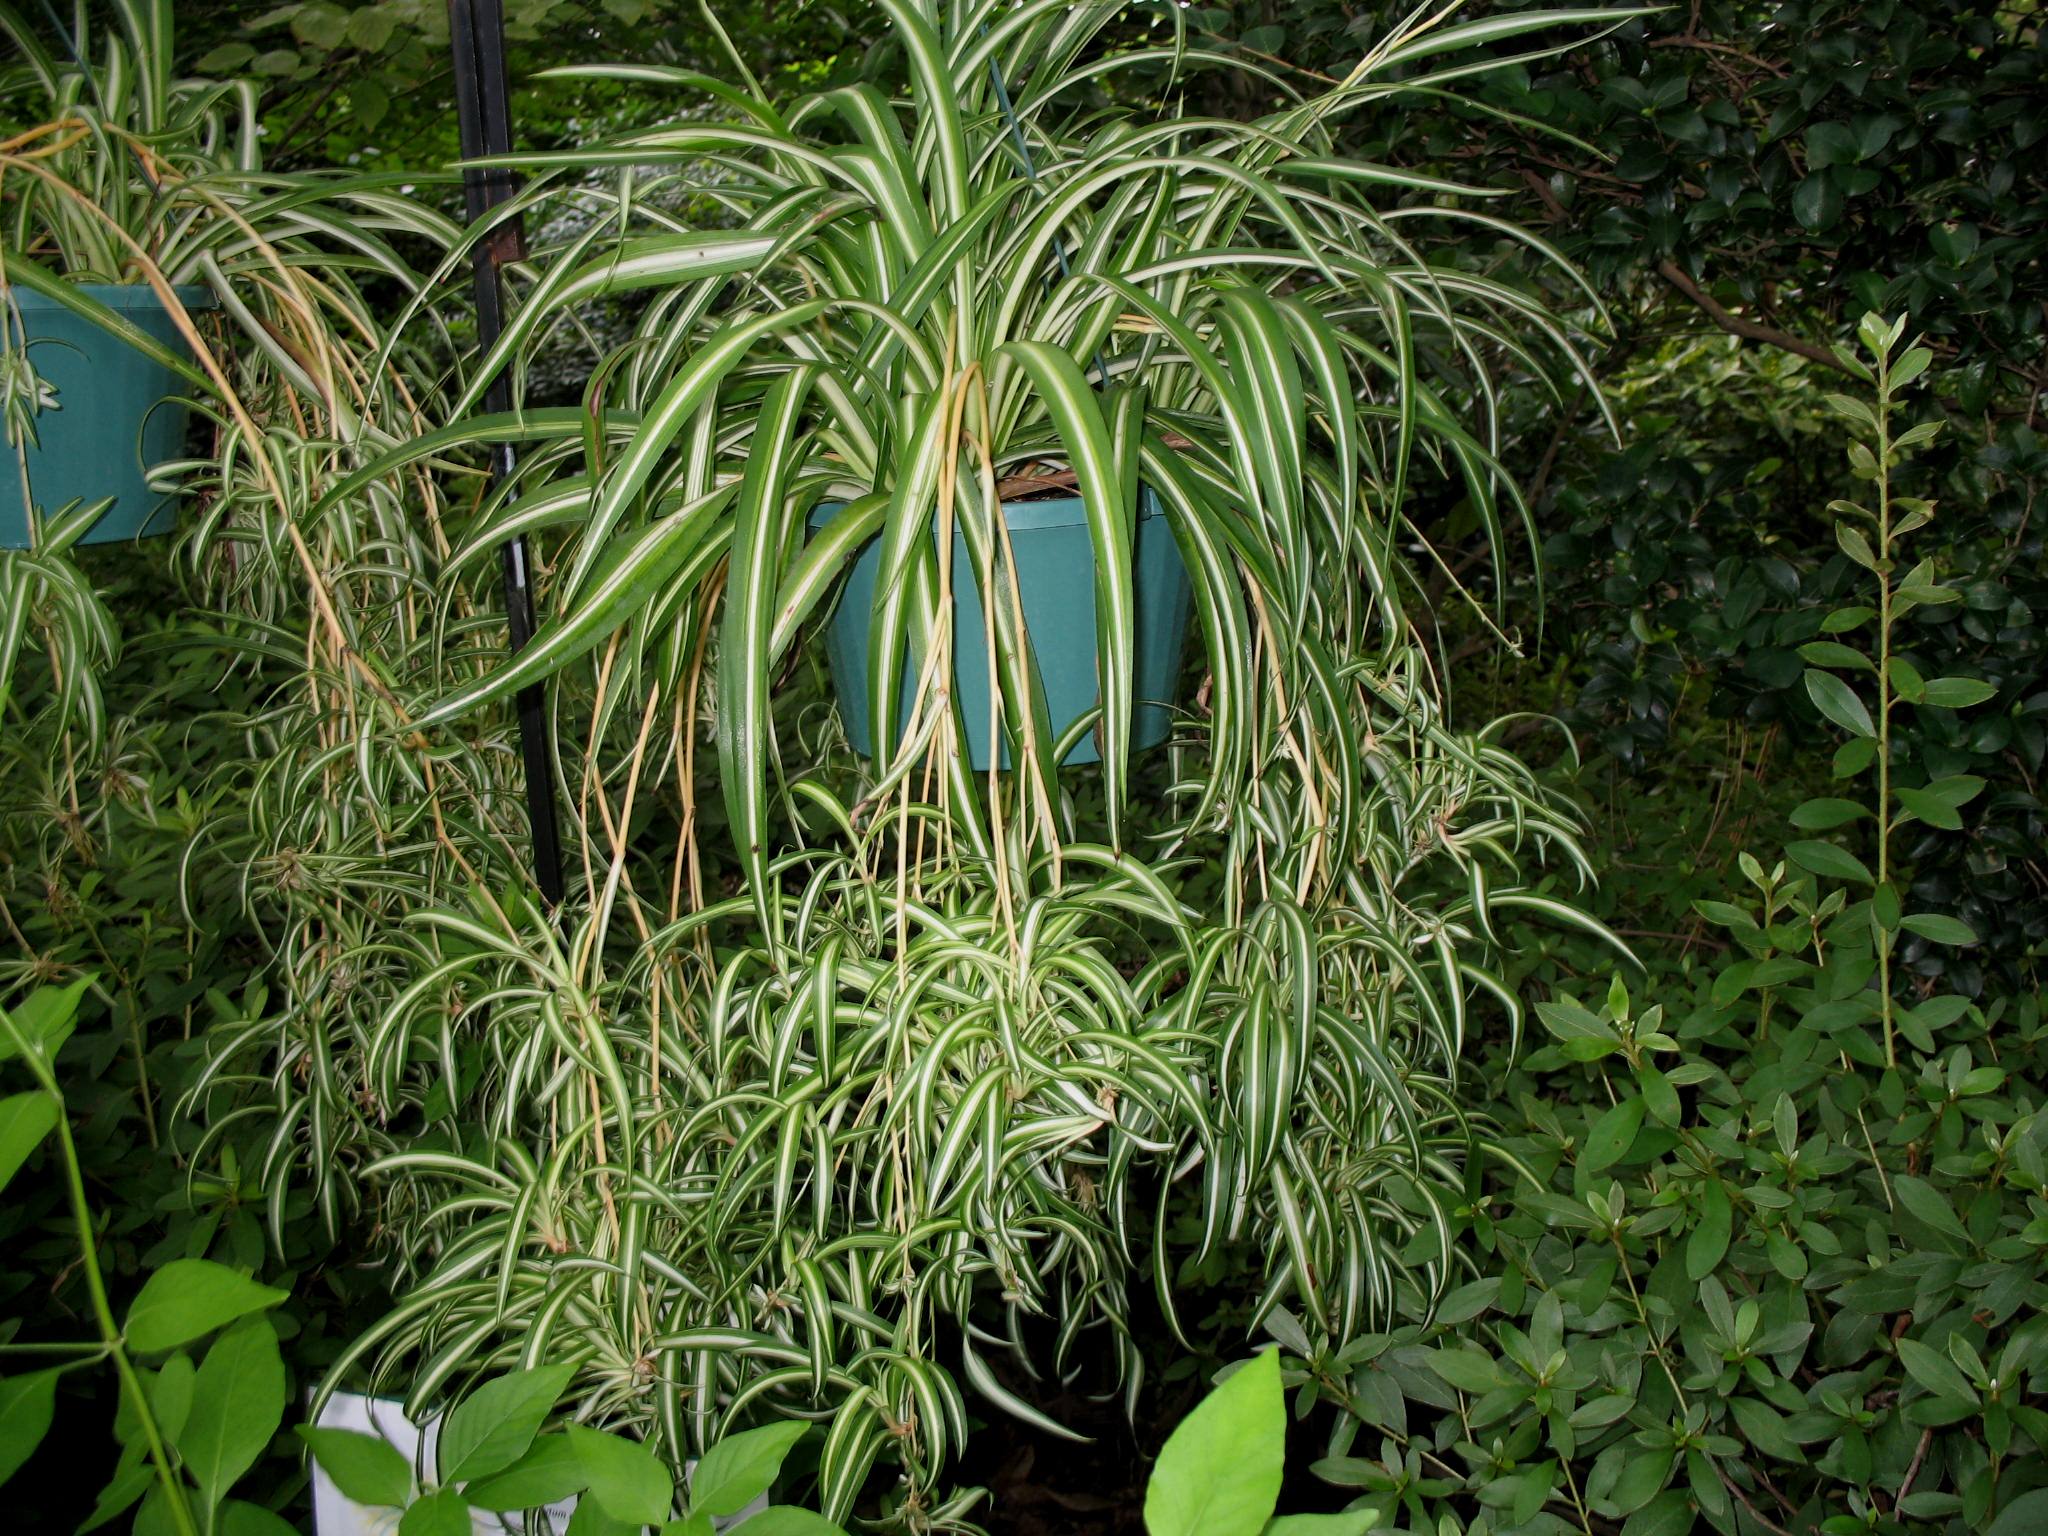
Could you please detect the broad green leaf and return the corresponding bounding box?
[1727,1396,1800,1460]
[1797,640,1868,671]
[1921,774,1987,807]
[1610,1446,1676,1514]
[1582,1096,1645,1172]
[464,1433,587,1511]
[1265,1515,1379,1535]
[79,1453,152,1531]
[1834,737,1878,777]
[1433,1278,1500,1327]
[1900,913,1976,946]
[176,1318,286,1516]
[1887,655,1926,703]
[437,1364,577,1485]
[567,1425,673,1524]
[298,1427,412,1508]
[1894,786,1964,830]
[398,1489,473,1536]
[0,1092,58,1195]
[0,1369,59,1486]
[568,1492,639,1534]
[690,1422,810,1518]
[1424,1348,1502,1395]
[1920,676,1995,708]
[1804,669,1873,737]
[1986,1490,2048,1536]
[1144,1352,1284,1536]
[150,1356,196,1448]
[1620,1489,1696,1536]
[1693,899,1756,931]
[125,1261,288,1354]
[1786,840,1873,885]
[1896,1338,1975,1405]
[1792,171,1841,229]
[1639,1067,1682,1127]
[1688,1182,1732,1280]
[727,1512,853,1536]
[1788,798,1865,831]
[221,1502,301,1536]
[1892,1175,1970,1246]
[0,976,93,1064]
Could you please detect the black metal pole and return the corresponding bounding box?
[448,0,564,908]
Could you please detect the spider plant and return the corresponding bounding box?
[183,0,1632,1524]
[0,0,471,552]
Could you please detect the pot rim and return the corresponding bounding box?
[808,485,1162,534]
[4,278,220,312]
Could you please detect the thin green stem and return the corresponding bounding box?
[1554,1450,1597,1535]
[1612,1231,1688,1412]
[0,1339,109,1355]
[1874,352,1896,1071]
[0,1004,198,1536]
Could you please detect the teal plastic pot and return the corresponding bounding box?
[1,282,213,549]
[810,491,1192,769]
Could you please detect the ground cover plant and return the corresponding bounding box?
[0,1,2043,1534]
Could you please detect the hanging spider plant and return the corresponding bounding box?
[0,0,469,552]
[184,0,1636,1525]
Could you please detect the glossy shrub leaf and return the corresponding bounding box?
[1426,1349,1504,1394]
[1796,640,1868,671]
[0,1369,59,1486]
[1804,668,1873,737]
[1900,913,1976,946]
[1582,1096,1645,1172]
[1895,785,1965,830]
[437,1364,577,1485]
[1785,841,1873,884]
[567,1424,673,1524]
[1893,1175,1970,1245]
[298,1427,412,1508]
[1688,1182,1732,1279]
[1986,1489,2048,1536]
[1639,1067,1682,1127]
[1895,1339,1975,1405]
[176,1318,285,1516]
[1790,170,1840,229]
[1833,737,1878,777]
[1621,1490,1696,1536]
[1788,798,1864,830]
[1920,676,1996,708]
[124,1261,288,1353]
[690,1422,810,1518]
[1144,1351,1284,1536]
